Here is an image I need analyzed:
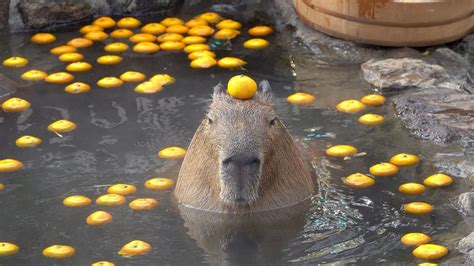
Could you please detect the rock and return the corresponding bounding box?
[361,58,461,93]
[429,48,473,93]
[393,89,474,144]
[105,0,180,16]
[456,191,474,216]
[434,153,474,179]
[270,0,385,65]
[0,0,10,34]
[459,232,474,254]
[16,0,93,31]
[467,250,474,266]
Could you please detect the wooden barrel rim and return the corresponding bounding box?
[302,0,474,28]
[294,0,474,47]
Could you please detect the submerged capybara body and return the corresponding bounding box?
[175,81,315,213]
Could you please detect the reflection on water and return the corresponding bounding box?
[0,5,469,266]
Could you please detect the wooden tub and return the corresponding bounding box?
[293,0,474,47]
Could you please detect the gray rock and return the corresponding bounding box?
[393,89,474,144]
[105,0,180,16]
[435,155,474,179]
[429,48,473,93]
[16,0,93,31]
[459,232,474,254]
[456,191,474,217]
[361,58,457,93]
[0,0,10,34]
[270,0,385,65]
[467,250,474,266]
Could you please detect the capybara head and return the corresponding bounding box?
[175,80,315,213]
[206,80,274,205]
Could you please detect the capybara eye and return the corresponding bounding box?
[269,118,277,126]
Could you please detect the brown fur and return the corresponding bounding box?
[175,83,315,213]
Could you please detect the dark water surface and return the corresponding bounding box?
[0,5,470,266]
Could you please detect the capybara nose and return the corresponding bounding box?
[222,155,261,169]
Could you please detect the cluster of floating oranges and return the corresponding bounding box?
[325,136,452,262]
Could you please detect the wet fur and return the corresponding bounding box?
[175,82,315,213]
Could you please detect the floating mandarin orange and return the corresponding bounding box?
[188,25,214,37]
[0,159,23,173]
[117,17,141,28]
[287,92,315,105]
[45,72,74,83]
[1,97,31,112]
[133,42,160,53]
[198,12,222,24]
[118,240,151,257]
[360,94,386,106]
[42,245,75,259]
[110,29,134,39]
[325,145,357,157]
[160,17,184,27]
[399,183,426,195]
[0,242,19,256]
[343,173,375,188]
[423,174,453,188]
[107,184,137,196]
[145,177,175,190]
[97,77,123,88]
[67,38,93,48]
[369,163,399,177]
[104,42,129,53]
[65,82,91,94]
[404,202,433,215]
[181,36,207,45]
[50,45,76,55]
[66,62,92,72]
[188,50,216,60]
[358,114,384,126]
[96,194,126,206]
[227,75,257,100]
[58,52,83,62]
[0,183,4,191]
[248,26,273,37]
[141,23,166,35]
[157,33,183,42]
[401,233,431,246]
[97,55,122,65]
[2,57,28,67]
[134,81,163,94]
[160,41,185,51]
[166,25,189,34]
[390,153,419,167]
[80,25,104,34]
[129,198,159,211]
[120,71,146,83]
[214,29,240,40]
[190,56,217,69]
[243,38,269,50]
[47,119,77,133]
[158,146,187,159]
[31,33,56,44]
[93,16,116,28]
[217,57,247,69]
[63,195,92,207]
[84,31,108,41]
[15,135,42,148]
[216,19,242,30]
[91,261,115,266]
[185,18,208,28]
[150,74,175,86]
[418,263,438,266]
[183,44,210,53]
[336,99,366,113]
[412,244,448,260]
[21,69,47,81]
[86,211,113,225]
[129,33,156,43]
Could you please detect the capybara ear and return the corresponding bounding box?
[258,80,272,102]
[212,82,225,98]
